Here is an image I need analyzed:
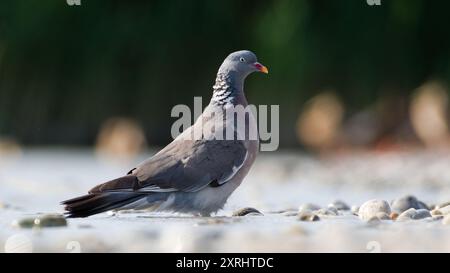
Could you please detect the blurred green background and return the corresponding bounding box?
[1,0,450,149]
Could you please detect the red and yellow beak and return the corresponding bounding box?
[254,62,269,74]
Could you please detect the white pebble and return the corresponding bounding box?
[351,205,359,215]
[443,215,450,225]
[328,200,350,211]
[437,205,450,215]
[315,208,338,216]
[367,216,382,225]
[397,208,431,221]
[358,199,391,221]
[298,203,321,213]
[376,212,391,220]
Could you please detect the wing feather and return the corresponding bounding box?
[88,138,248,194]
[131,138,247,192]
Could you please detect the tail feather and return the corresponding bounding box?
[61,192,145,218]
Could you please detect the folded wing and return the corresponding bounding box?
[89,139,247,194]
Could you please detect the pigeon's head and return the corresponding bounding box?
[218,50,268,78]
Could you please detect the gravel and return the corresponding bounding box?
[2,148,450,252]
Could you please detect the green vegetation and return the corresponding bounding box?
[0,0,449,147]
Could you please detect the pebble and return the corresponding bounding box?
[435,205,450,215]
[396,208,431,221]
[376,212,391,220]
[328,200,350,211]
[364,212,390,222]
[107,211,117,216]
[298,203,321,213]
[269,208,296,214]
[12,214,67,228]
[358,199,391,221]
[34,214,67,227]
[298,211,320,222]
[428,215,444,222]
[443,215,450,225]
[366,216,382,225]
[351,205,360,215]
[431,209,442,216]
[396,208,417,221]
[12,218,35,228]
[232,207,263,217]
[314,207,338,216]
[391,195,428,213]
[414,209,432,220]
[390,212,399,220]
[327,206,339,215]
[282,211,299,217]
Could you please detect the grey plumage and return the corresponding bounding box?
[62,50,268,217]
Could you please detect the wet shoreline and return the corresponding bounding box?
[1,148,450,252]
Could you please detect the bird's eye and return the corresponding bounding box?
[239,57,245,62]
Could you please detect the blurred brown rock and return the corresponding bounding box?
[96,117,147,160]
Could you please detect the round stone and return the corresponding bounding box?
[298,211,320,222]
[328,200,350,211]
[396,208,417,221]
[358,199,391,221]
[391,195,428,213]
[443,215,450,225]
[34,214,67,227]
[298,203,321,213]
[413,209,432,220]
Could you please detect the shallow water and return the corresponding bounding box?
[1,148,450,252]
